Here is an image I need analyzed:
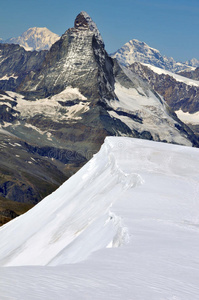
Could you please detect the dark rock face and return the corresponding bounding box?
[18,12,116,102]
[75,13,90,29]
[0,11,122,211]
[0,209,18,225]
[0,209,18,219]
[0,43,47,91]
[129,62,199,114]
[0,132,68,204]
[0,195,33,226]
[178,67,199,81]
[0,104,18,123]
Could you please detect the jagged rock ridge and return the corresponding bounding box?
[129,62,199,113]
[0,43,47,91]
[111,39,197,73]
[17,12,116,102]
[179,67,199,81]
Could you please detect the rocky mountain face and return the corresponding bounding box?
[1,27,60,51]
[178,67,199,81]
[129,62,199,113]
[129,62,199,137]
[111,39,196,72]
[17,12,116,102]
[0,12,199,225]
[0,43,47,90]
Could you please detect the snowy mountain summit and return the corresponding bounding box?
[3,27,60,51]
[112,39,195,72]
[19,11,115,100]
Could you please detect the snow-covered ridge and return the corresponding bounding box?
[112,39,196,72]
[0,137,199,299]
[142,63,199,87]
[0,137,140,266]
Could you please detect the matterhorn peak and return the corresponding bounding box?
[74,11,104,46]
[74,12,90,29]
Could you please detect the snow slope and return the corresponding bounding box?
[176,109,199,125]
[7,87,89,122]
[142,63,199,87]
[109,80,192,146]
[0,137,199,299]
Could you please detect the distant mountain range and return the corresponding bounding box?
[1,27,199,73]
[0,27,60,51]
[0,12,199,225]
[111,39,199,73]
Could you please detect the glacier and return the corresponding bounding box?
[0,137,199,299]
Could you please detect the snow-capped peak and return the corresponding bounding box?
[3,27,60,51]
[111,39,194,73]
[111,39,163,67]
[185,58,199,68]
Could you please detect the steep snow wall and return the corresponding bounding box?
[0,137,141,266]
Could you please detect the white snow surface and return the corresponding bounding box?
[109,81,192,146]
[143,63,199,87]
[6,87,89,121]
[176,109,199,125]
[0,74,18,80]
[0,137,199,299]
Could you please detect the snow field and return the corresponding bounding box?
[0,137,199,299]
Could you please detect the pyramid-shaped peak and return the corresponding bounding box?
[74,11,104,45]
[74,11,90,29]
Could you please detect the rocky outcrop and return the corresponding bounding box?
[0,43,47,90]
[178,67,199,81]
[129,62,199,114]
[18,12,116,102]
[0,196,33,226]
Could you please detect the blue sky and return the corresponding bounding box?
[1,0,199,62]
